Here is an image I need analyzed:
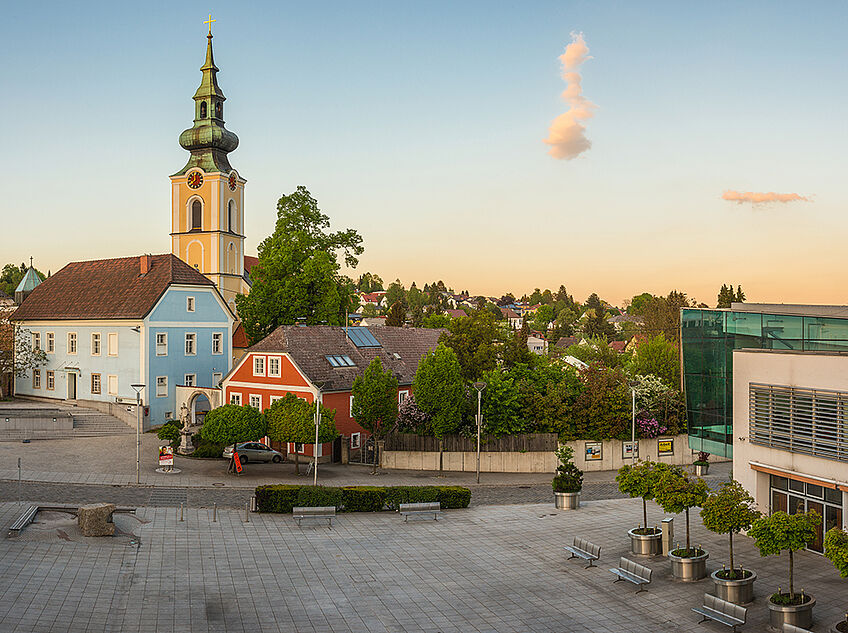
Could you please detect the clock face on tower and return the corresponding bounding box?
[187,171,204,189]
[228,172,237,191]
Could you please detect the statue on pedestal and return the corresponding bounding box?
[178,402,195,455]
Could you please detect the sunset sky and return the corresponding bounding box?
[3,1,846,306]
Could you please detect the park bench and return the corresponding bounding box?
[293,506,335,527]
[563,537,601,568]
[609,557,652,593]
[7,504,39,537]
[782,624,813,633]
[692,593,747,632]
[399,502,441,521]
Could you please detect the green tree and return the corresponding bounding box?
[570,365,630,440]
[640,290,691,342]
[629,373,685,436]
[422,313,451,329]
[0,328,47,392]
[735,285,746,303]
[717,284,733,308]
[351,358,399,473]
[413,343,464,471]
[700,480,762,577]
[585,293,603,313]
[235,186,363,344]
[439,309,500,381]
[582,308,616,339]
[503,321,534,368]
[629,333,680,388]
[749,511,820,601]
[356,272,384,293]
[384,279,406,309]
[653,466,710,555]
[563,336,622,368]
[201,404,267,472]
[478,368,524,436]
[0,262,47,298]
[528,288,544,305]
[629,292,655,316]
[616,461,671,533]
[823,527,848,578]
[384,301,407,327]
[360,303,380,317]
[532,304,556,331]
[265,393,338,474]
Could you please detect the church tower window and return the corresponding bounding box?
[191,200,202,230]
[215,101,222,118]
[228,200,236,233]
[200,101,207,119]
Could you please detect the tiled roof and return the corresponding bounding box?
[500,307,520,319]
[445,309,467,319]
[232,323,250,349]
[555,336,580,348]
[609,340,628,353]
[244,256,259,273]
[246,325,444,392]
[12,254,214,321]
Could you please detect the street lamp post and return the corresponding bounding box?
[628,380,638,461]
[130,384,145,484]
[473,382,486,484]
[313,382,328,486]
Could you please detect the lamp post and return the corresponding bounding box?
[130,384,145,484]
[628,380,638,461]
[313,382,328,486]
[473,381,486,484]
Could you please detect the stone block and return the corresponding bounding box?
[77,503,115,536]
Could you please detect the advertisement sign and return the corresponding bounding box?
[658,439,674,456]
[584,442,602,461]
[233,450,243,474]
[158,445,174,467]
[622,441,639,460]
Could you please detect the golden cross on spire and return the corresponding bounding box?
[204,13,216,35]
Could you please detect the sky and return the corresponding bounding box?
[2,1,847,307]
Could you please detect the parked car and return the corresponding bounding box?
[222,442,284,464]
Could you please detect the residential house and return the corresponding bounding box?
[359,291,386,309]
[607,313,644,332]
[444,309,468,319]
[222,325,442,459]
[527,335,548,355]
[11,254,234,429]
[499,307,522,329]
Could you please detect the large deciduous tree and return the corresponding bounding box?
[438,309,500,381]
[265,393,338,474]
[201,404,267,473]
[413,343,464,471]
[629,333,680,389]
[351,358,399,473]
[235,186,363,344]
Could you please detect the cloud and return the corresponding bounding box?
[721,190,813,205]
[543,32,597,160]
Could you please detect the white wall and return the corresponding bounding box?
[733,349,848,525]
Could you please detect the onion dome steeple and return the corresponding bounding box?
[174,24,239,176]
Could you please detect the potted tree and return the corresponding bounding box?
[616,461,669,555]
[552,445,583,510]
[693,451,710,476]
[748,510,820,630]
[700,480,761,603]
[823,527,848,633]
[653,465,710,581]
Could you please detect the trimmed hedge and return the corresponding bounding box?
[254,484,471,513]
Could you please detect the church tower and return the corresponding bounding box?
[171,22,247,313]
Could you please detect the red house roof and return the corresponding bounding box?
[12,254,214,321]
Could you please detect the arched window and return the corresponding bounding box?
[200,102,207,119]
[215,101,222,118]
[191,200,202,230]
[228,200,236,233]
[228,243,236,273]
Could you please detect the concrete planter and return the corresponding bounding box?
[628,527,662,556]
[831,619,848,633]
[767,594,816,631]
[694,463,709,476]
[669,549,709,581]
[554,491,580,510]
[711,569,756,604]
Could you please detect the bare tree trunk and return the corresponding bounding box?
[294,449,299,475]
[685,508,691,553]
[439,438,443,474]
[789,549,794,599]
[372,436,378,475]
[642,498,648,530]
[729,531,734,575]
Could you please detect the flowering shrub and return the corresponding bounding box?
[397,394,431,435]
[636,416,667,439]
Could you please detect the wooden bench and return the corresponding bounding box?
[782,624,813,633]
[292,506,335,527]
[609,557,652,593]
[7,505,39,537]
[399,502,441,522]
[563,537,601,568]
[692,593,747,632]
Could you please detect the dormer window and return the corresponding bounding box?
[200,101,207,118]
[191,200,202,230]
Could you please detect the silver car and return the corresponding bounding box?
[222,442,284,464]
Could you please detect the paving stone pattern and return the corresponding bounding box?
[0,498,844,633]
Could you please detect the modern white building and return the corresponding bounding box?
[732,348,848,553]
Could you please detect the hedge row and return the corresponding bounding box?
[254,484,471,513]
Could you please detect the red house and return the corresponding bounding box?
[221,325,442,459]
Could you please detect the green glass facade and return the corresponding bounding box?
[682,308,848,458]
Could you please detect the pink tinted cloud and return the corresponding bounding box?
[721,190,813,205]
[543,32,597,160]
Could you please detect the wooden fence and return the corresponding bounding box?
[384,433,558,453]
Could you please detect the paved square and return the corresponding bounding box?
[0,498,843,632]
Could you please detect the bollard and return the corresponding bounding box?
[661,517,674,556]
[17,458,22,507]
[212,503,217,522]
[179,503,184,522]
[244,501,250,523]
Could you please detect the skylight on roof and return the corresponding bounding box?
[347,327,381,348]
[326,354,356,368]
